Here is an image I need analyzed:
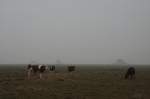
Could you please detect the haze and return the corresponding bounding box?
[0,0,150,64]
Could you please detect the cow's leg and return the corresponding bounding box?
[131,74,135,80]
[27,70,31,79]
[39,73,42,79]
[125,73,128,79]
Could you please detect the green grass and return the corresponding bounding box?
[0,64,150,99]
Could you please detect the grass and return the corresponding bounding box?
[0,64,150,99]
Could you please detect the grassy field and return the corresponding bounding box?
[0,64,150,99]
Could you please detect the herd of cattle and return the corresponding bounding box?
[26,64,135,80]
[27,64,76,79]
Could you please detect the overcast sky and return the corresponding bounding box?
[0,0,150,64]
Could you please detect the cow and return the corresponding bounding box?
[27,64,47,79]
[49,65,55,71]
[125,67,135,80]
[68,66,75,72]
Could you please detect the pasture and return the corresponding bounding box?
[0,64,150,99]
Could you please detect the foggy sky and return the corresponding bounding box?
[0,0,150,64]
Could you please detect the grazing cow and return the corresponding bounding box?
[27,64,47,79]
[68,66,75,72]
[49,65,55,71]
[125,67,135,80]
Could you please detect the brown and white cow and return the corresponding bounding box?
[27,64,47,79]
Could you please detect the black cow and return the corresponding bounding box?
[49,65,55,71]
[27,64,47,79]
[68,66,75,72]
[125,67,135,80]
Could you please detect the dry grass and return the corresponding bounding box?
[0,65,150,99]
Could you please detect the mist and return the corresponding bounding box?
[0,0,150,64]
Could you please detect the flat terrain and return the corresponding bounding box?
[0,64,150,99]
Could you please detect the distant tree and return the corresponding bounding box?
[115,59,128,65]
